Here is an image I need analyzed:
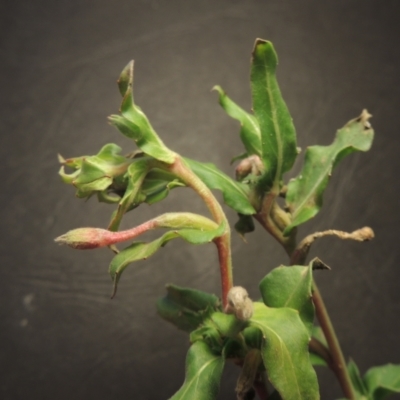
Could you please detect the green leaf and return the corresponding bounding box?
[109,223,224,297]
[213,85,261,157]
[169,341,224,400]
[250,39,297,192]
[184,157,256,215]
[348,359,368,396]
[364,364,400,400]
[250,302,319,399]
[259,260,315,334]
[157,284,220,332]
[234,214,255,239]
[284,110,374,235]
[109,61,176,164]
[107,158,153,231]
[309,352,328,367]
[140,170,184,205]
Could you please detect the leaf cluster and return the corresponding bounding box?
[55,39,398,400]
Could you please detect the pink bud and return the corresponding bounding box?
[55,228,112,249]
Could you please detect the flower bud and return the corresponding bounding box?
[55,228,112,249]
[235,155,264,182]
[225,286,253,321]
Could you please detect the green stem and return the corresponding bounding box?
[312,283,357,400]
[167,156,233,307]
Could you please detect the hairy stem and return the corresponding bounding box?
[167,156,233,307]
[312,283,357,400]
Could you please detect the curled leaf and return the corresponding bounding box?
[284,110,374,236]
[213,85,261,157]
[109,60,176,164]
[109,222,225,297]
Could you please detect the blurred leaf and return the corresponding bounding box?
[250,39,297,192]
[157,284,220,332]
[312,326,327,347]
[109,223,224,297]
[250,302,319,399]
[309,353,328,367]
[234,214,255,239]
[109,61,176,164]
[259,260,315,334]
[213,85,261,157]
[364,364,400,400]
[169,341,224,400]
[184,157,256,215]
[347,359,369,397]
[284,110,374,235]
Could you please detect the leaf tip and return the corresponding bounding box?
[310,257,331,271]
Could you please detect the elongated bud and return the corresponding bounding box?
[225,286,253,321]
[55,228,114,249]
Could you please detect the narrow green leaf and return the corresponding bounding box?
[109,223,224,296]
[184,157,256,215]
[284,110,374,235]
[213,85,261,157]
[157,284,220,332]
[109,61,176,164]
[259,261,314,334]
[348,359,369,396]
[364,364,400,400]
[250,302,319,399]
[169,341,224,400]
[108,158,153,231]
[251,39,297,191]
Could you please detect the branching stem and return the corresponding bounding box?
[167,155,233,307]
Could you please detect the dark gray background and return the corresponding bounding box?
[1,0,399,399]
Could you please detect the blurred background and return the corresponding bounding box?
[1,0,400,398]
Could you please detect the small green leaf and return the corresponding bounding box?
[250,302,319,399]
[109,61,176,164]
[213,85,261,157]
[259,260,315,334]
[108,158,153,231]
[348,359,368,396]
[284,110,374,235]
[157,284,220,332]
[251,39,297,192]
[364,364,400,400]
[169,341,224,400]
[184,157,256,215]
[309,353,328,367]
[109,223,224,296]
